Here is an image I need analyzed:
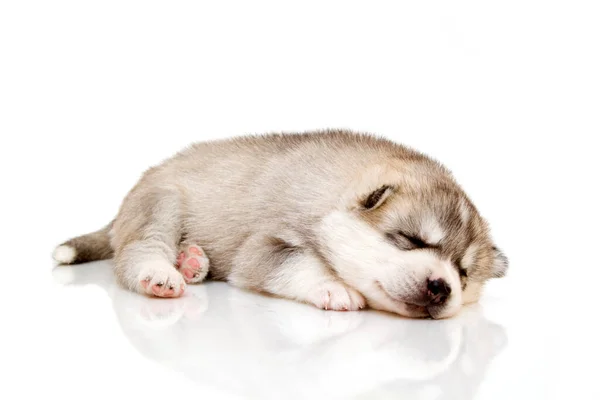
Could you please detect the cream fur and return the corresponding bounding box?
[52,245,76,264]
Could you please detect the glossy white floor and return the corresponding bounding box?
[2,1,599,399]
[4,242,599,400]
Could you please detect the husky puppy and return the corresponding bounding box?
[53,130,508,319]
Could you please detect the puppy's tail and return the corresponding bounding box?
[53,221,114,265]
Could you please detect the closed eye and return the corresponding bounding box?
[400,233,429,249]
[388,231,439,251]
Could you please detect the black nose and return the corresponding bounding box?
[427,278,451,305]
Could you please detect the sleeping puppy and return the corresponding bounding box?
[53,129,508,319]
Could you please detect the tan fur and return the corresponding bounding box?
[58,221,114,264]
[54,129,507,318]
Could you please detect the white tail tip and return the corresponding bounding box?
[53,245,77,264]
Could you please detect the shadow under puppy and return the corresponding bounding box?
[53,129,508,319]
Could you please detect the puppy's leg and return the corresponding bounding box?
[112,186,186,298]
[229,235,365,311]
[116,242,186,298]
[175,242,210,284]
[268,255,366,311]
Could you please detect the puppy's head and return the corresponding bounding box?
[319,160,507,319]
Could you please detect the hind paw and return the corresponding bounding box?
[138,261,186,298]
[176,245,210,283]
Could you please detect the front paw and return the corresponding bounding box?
[309,282,366,311]
[138,261,186,298]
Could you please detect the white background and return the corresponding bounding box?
[1,1,599,399]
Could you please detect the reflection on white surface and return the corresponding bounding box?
[53,261,506,400]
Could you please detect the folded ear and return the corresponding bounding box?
[491,246,509,278]
[361,185,394,210]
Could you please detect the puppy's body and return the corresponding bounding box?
[54,130,507,319]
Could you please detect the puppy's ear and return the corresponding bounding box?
[491,246,509,278]
[361,185,394,210]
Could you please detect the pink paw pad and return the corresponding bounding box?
[189,246,202,256]
[175,244,208,283]
[140,279,182,298]
[187,257,200,269]
[183,269,194,279]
